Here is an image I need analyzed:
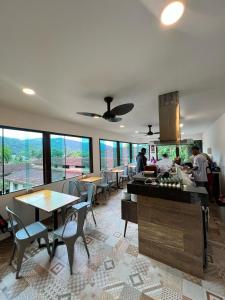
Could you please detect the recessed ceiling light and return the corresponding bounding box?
[22,88,35,95]
[135,130,139,134]
[161,1,185,26]
[181,132,184,135]
[180,123,184,127]
[120,125,125,128]
[93,115,100,119]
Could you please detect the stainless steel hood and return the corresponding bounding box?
[158,91,180,144]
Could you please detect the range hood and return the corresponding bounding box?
[158,91,180,144]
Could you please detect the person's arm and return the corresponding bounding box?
[192,156,199,171]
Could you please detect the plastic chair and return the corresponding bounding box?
[52,202,90,274]
[6,206,51,279]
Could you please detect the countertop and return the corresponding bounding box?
[127,181,208,205]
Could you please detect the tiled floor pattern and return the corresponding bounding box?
[0,189,225,300]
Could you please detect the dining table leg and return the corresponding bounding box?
[35,208,41,247]
[52,210,64,256]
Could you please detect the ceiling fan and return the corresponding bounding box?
[77,96,134,122]
[139,125,160,136]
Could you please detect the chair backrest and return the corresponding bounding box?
[62,202,87,238]
[5,206,30,238]
[100,171,108,184]
[62,178,82,197]
[123,166,128,176]
[106,170,114,183]
[86,182,95,206]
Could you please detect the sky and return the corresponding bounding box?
[0,130,85,141]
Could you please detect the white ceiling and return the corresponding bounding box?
[0,0,225,141]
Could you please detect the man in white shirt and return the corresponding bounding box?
[191,146,208,187]
[157,153,173,174]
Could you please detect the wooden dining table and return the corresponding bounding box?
[80,176,102,183]
[14,189,79,250]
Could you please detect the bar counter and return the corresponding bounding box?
[127,181,208,278]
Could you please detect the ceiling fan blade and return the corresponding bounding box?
[110,103,134,116]
[77,112,102,118]
[153,131,160,134]
[108,117,122,122]
[138,132,147,134]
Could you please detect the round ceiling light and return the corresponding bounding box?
[22,88,35,95]
[93,115,100,119]
[120,125,125,128]
[161,1,185,26]
[180,123,184,127]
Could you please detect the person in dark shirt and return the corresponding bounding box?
[136,148,147,173]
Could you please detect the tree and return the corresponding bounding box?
[0,146,12,163]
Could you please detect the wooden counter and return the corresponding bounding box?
[127,182,208,278]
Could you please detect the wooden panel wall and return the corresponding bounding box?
[137,196,204,278]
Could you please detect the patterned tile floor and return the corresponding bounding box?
[0,189,225,300]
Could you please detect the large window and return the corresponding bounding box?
[0,128,43,194]
[157,145,177,161]
[50,134,91,181]
[120,142,131,165]
[100,139,118,170]
[0,129,3,195]
[132,144,149,162]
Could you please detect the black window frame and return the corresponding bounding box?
[99,139,132,170]
[131,143,150,162]
[49,132,93,183]
[0,125,93,195]
[0,125,45,195]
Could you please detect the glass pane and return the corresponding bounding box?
[3,129,43,193]
[157,145,176,161]
[0,129,3,195]
[65,136,90,178]
[132,144,149,162]
[100,140,118,170]
[50,134,66,182]
[120,142,130,165]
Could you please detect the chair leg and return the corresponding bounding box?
[124,220,128,237]
[65,242,74,275]
[51,239,57,259]
[82,234,90,258]
[16,244,26,279]
[9,243,16,265]
[90,208,97,226]
[43,234,51,257]
[103,188,107,201]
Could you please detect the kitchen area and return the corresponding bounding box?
[122,91,214,278]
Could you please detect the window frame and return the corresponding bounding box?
[0,125,93,195]
[131,143,150,162]
[99,139,132,170]
[99,138,120,170]
[50,132,93,182]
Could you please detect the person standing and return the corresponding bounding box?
[191,146,208,187]
[136,148,147,173]
[156,153,173,174]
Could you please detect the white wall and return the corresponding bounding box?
[203,112,225,192]
[0,106,137,239]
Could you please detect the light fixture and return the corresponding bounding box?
[135,130,139,134]
[181,132,184,135]
[22,88,35,95]
[161,1,185,26]
[120,125,125,128]
[93,115,100,119]
[180,123,184,128]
